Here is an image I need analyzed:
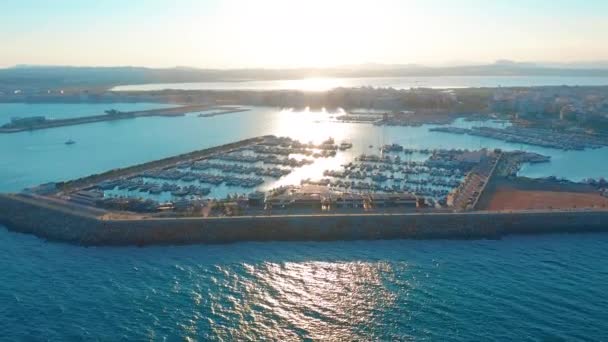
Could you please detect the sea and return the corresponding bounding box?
[1,88,608,340]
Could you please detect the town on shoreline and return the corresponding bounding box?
[3,84,608,134]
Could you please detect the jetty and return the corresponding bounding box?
[0,104,213,133]
[197,107,250,117]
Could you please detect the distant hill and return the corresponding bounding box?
[2,62,608,91]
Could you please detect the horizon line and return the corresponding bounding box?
[4,60,608,71]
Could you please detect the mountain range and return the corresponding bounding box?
[2,61,608,91]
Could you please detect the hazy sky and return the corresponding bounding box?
[2,0,608,68]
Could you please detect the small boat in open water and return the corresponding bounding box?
[65,139,76,145]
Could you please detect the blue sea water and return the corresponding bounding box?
[2,230,607,340]
[1,105,608,193]
[0,102,175,124]
[1,103,608,340]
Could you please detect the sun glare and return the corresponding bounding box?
[203,0,398,68]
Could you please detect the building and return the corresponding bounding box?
[368,193,418,207]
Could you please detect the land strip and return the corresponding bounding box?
[198,107,251,117]
[0,104,213,133]
[477,177,608,211]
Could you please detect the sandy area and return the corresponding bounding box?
[485,187,608,210]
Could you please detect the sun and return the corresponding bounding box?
[202,0,389,68]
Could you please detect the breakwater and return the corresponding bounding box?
[1,193,606,246]
[0,104,211,133]
[197,108,250,117]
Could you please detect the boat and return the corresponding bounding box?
[339,142,353,151]
[65,139,76,145]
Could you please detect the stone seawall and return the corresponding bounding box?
[0,104,212,133]
[0,194,606,246]
[0,195,103,244]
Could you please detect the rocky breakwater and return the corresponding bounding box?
[1,192,608,246]
[0,194,105,244]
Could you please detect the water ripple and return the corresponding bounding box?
[1,226,608,340]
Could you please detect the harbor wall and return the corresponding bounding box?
[0,194,606,246]
[0,104,212,133]
[0,195,103,244]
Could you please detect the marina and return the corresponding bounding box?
[336,110,458,126]
[431,126,608,151]
[44,136,354,213]
[307,147,481,204]
[3,105,608,195]
[1,129,604,244]
[17,135,557,218]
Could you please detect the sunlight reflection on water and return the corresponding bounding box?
[211,260,400,340]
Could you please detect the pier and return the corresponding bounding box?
[0,104,214,133]
[197,107,251,117]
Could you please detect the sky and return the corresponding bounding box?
[1,0,608,69]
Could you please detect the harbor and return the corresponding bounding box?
[38,136,350,213]
[11,136,566,221]
[0,104,605,219]
[336,110,459,126]
[430,126,608,151]
[2,134,604,246]
[3,103,608,194]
